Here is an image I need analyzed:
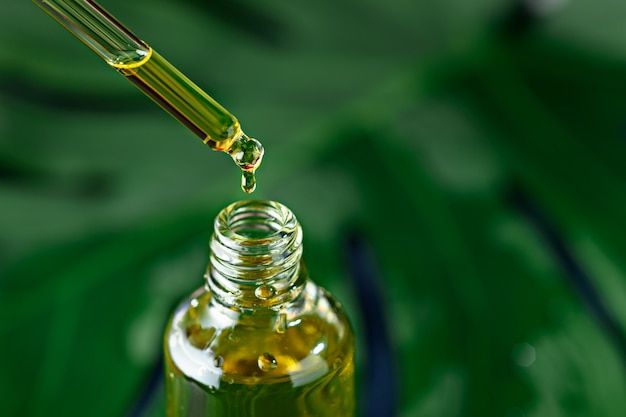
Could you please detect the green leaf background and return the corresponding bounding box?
[2,0,626,416]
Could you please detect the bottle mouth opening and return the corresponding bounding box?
[208,200,305,308]
[217,200,297,242]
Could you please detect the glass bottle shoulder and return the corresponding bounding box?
[164,280,354,389]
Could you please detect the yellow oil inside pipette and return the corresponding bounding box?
[110,47,263,193]
[34,0,263,193]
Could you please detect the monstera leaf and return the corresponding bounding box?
[2,0,626,416]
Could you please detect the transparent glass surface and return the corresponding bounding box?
[33,0,148,65]
[33,0,264,192]
[164,201,355,417]
[165,284,354,417]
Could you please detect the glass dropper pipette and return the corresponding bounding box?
[33,0,263,193]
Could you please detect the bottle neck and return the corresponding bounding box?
[205,200,307,309]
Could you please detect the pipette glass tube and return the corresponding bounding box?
[33,0,263,193]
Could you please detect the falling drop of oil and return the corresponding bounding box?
[255,285,276,300]
[242,170,256,194]
[258,352,277,372]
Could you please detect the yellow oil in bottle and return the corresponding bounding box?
[165,290,355,417]
[164,201,356,416]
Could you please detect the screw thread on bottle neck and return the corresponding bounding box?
[206,200,306,308]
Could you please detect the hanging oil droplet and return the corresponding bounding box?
[213,355,224,368]
[227,135,263,193]
[257,352,278,372]
[255,285,276,300]
[241,170,256,194]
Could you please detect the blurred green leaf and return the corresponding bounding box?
[3,0,626,416]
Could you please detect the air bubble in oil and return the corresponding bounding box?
[258,353,278,372]
[213,356,224,368]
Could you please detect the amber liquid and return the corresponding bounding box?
[111,49,263,193]
[112,49,239,148]
[164,287,355,417]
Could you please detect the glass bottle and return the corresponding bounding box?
[164,200,355,417]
